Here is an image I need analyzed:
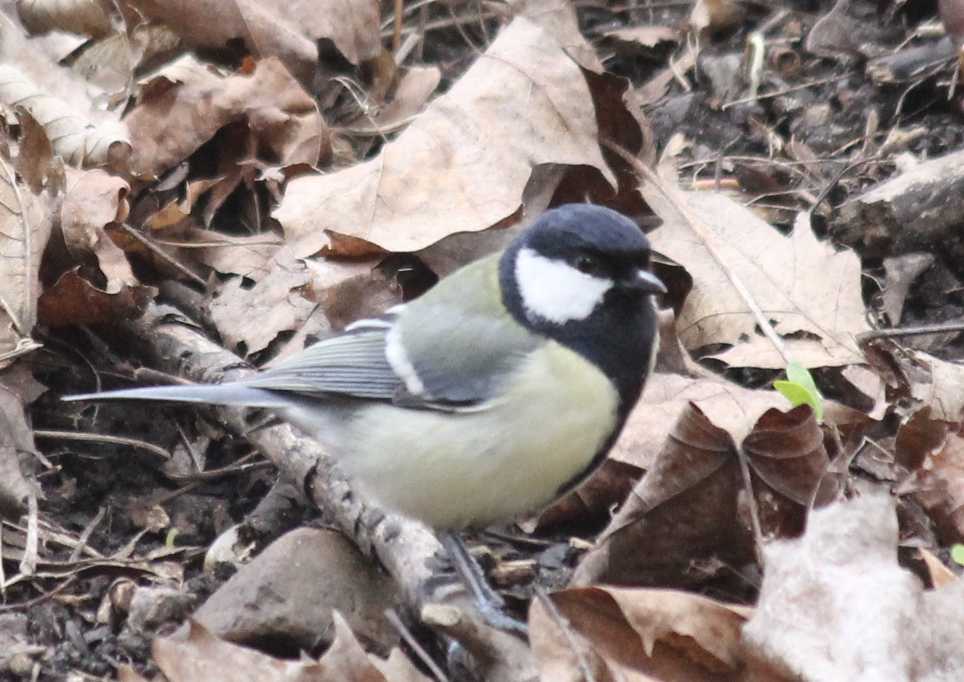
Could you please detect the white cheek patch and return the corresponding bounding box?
[515,248,613,323]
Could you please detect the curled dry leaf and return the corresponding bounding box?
[61,169,135,293]
[124,0,381,84]
[575,375,853,587]
[125,57,327,179]
[645,196,869,369]
[869,342,964,423]
[275,17,614,256]
[17,0,112,39]
[0,65,131,169]
[207,247,315,356]
[530,586,747,681]
[0,387,39,519]
[743,492,964,681]
[895,408,964,543]
[572,399,748,588]
[154,613,427,682]
[0,154,54,337]
[36,270,155,327]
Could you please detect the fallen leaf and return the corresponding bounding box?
[530,585,746,681]
[125,57,326,179]
[123,0,381,84]
[275,17,614,256]
[743,492,964,681]
[645,197,869,369]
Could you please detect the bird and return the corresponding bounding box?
[66,204,665,630]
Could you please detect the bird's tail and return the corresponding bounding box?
[63,383,292,408]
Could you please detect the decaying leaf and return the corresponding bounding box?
[645,194,869,369]
[743,492,964,681]
[125,56,327,179]
[530,585,747,681]
[0,387,38,519]
[573,373,849,587]
[275,17,614,256]
[154,613,428,682]
[17,0,112,39]
[0,153,55,340]
[123,0,381,84]
[0,64,131,169]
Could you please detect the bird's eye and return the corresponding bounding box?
[575,255,599,275]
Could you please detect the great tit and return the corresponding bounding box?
[67,204,665,530]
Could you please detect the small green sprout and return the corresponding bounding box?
[951,544,964,567]
[773,361,824,420]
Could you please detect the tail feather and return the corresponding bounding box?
[64,383,292,408]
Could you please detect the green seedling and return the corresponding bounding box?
[774,361,824,420]
[952,544,964,567]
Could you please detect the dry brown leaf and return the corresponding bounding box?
[645,196,869,369]
[574,382,848,587]
[61,169,135,292]
[609,373,795,470]
[530,586,746,681]
[344,66,441,134]
[155,612,424,682]
[511,0,604,70]
[0,387,38,519]
[208,247,315,356]
[17,0,112,38]
[154,618,319,682]
[36,269,155,327]
[275,17,613,256]
[124,0,380,84]
[572,400,748,588]
[126,57,326,179]
[743,492,964,681]
[71,31,136,102]
[192,229,282,280]
[0,153,54,337]
[0,63,130,169]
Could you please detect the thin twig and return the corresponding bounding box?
[68,506,108,563]
[393,0,404,53]
[533,587,597,682]
[121,224,206,286]
[856,321,964,343]
[33,430,172,461]
[385,608,450,682]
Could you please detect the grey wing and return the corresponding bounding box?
[391,307,542,407]
[242,321,402,399]
[63,319,404,406]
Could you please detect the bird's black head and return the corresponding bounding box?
[499,204,665,415]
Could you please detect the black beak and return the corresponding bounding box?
[618,268,667,295]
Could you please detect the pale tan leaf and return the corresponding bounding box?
[646,193,869,368]
[137,54,224,89]
[743,492,964,681]
[17,0,112,38]
[61,169,134,292]
[275,17,612,255]
[125,57,324,179]
[0,65,131,169]
[0,156,52,334]
[124,0,380,84]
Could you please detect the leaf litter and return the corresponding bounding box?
[1,0,964,679]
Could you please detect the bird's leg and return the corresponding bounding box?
[439,531,529,638]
